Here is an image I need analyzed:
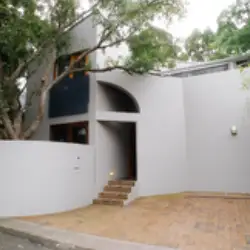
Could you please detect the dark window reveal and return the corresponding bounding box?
[57,55,71,75]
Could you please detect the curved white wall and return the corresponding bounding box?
[0,141,95,217]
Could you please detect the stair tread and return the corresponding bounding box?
[105,184,132,188]
[108,180,135,186]
[95,197,125,201]
[99,192,128,200]
[100,191,129,194]
[93,198,124,206]
[93,180,136,206]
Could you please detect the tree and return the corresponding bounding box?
[216,0,250,55]
[181,0,250,62]
[0,0,186,140]
[183,28,227,62]
[126,25,181,72]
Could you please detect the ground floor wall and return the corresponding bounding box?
[96,72,187,197]
[0,141,95,217]
[183,69,250,193]
[96,69,250,197]
[16,68,250,216]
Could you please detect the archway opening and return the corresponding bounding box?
[97,81,140,113]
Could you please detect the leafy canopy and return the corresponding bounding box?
[182,0,250,62]
[0,0,186,139]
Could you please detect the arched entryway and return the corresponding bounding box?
[97,81,140,182]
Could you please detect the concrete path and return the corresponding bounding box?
[0,232,52,250]
[0,219,175,250]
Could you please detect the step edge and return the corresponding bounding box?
[94,197,126,201]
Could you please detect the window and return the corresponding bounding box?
[72,54,86,69]
[53,52,89,79]
[57,55,71,75]
[236,59,250,68]
[71,52,89,76]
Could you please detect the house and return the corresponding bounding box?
[10,16,250,216]
[163,53,250,77]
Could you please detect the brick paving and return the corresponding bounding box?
[22,195,250,250]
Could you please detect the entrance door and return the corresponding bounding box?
[128,123,137,180]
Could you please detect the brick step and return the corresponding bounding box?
[93,198,124,206]
[99,191,128,200]
[108,180,135,187]
[104,185,132,193]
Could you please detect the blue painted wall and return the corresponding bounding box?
[49,73,89,118]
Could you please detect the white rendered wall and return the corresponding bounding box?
[0,141,95,217]
[183,69,250,193]
[96,72,187,196]
[96,69,250,196]
[95,122,130,193]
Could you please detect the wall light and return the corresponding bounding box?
[231,125,238,136]
[109,172,114,176]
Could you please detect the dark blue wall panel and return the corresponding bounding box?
[49,73,90,118]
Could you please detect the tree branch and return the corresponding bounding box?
[23,49,57,139]
[1,111,18,139]
[23,79,48,139]
[71,65,163,76]
[13,110,23,137]
[63,1,100,33]
[8,2,99,84]
[47,23,115,90]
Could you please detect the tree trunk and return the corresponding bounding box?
[23,86,47,140]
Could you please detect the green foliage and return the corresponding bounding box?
[182,28,228,62]
[215,0,250,55]
[0,1,49,75]
[38,0,78,29]
[0,0,186,139]
[126,26,179,72]
[91,0,185,72]
[183,0,250,62]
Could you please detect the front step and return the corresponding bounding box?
[104,185,132,193]
[108,180,135,186]
[99,191,128,199]
[93,197,124,206]
[93,180,136,206]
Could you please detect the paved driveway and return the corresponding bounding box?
[22,194,250,250]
